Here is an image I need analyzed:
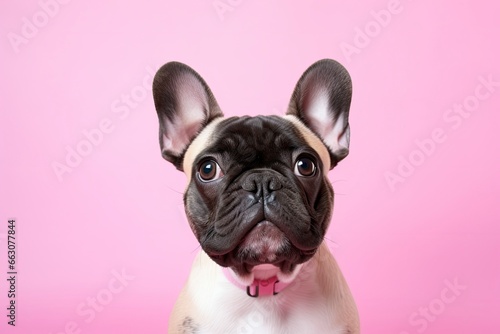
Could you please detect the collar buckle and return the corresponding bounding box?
[246,277,280,297]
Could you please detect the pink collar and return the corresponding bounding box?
[223,267,290,297]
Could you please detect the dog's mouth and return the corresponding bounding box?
[237,220,288,263]
[208,220,318,279]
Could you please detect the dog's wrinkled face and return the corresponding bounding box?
[183,116,333,276]
[153,59,352,280]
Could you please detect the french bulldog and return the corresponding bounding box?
[153,59,359,333]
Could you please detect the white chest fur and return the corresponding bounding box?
[178,247,357,334]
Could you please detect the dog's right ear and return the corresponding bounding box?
[153,62,223,170]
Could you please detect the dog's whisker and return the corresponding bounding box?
[165,186,184,195]
[323,236,340,247]
[190,244,202,254]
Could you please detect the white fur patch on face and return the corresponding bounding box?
[182,117,224,182]
[282,115,331,172]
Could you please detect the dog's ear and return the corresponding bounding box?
[153,62,223,170]
[287,59,352,169]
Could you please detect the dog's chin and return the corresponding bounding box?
[207,221,318,285]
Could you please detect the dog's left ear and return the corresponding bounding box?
[153,62,223,170]
[287,59,352,169]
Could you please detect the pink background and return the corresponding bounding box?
[1,1,499,333]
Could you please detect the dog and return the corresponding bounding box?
[152,59,360,333]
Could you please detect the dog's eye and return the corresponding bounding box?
[294,157,316,177]
[198,160,223,182]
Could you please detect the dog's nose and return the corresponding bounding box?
[242,172,282,202]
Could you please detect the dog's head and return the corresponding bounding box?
[153,59,352,283]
